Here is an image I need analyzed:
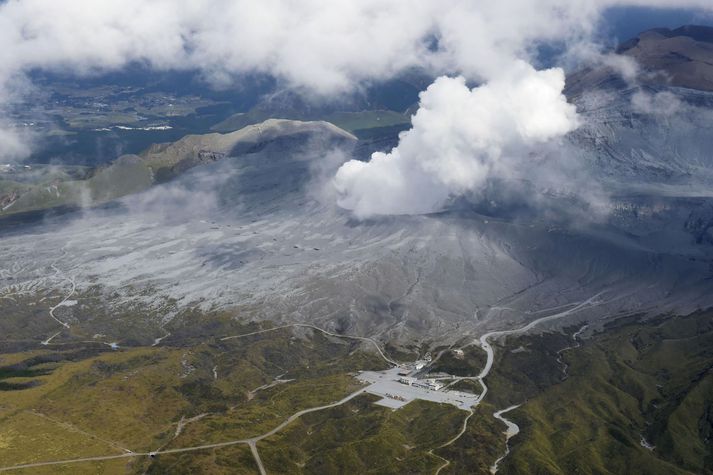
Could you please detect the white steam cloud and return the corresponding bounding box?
[335,63,579,217]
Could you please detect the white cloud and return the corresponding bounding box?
[0,0,709,93]
[631,90,683,115]
[0,123,31,161]
[334,63,580,217]
[0,0,711,199]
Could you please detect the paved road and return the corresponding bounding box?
[432,293,606,401]
[0,453,139,472]
[0,297,606,473]
[0,387,368,473]
[2,321,385,473]
[249,442,266,475]
[421,293,607,473]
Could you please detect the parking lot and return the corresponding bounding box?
[356,367,480,411]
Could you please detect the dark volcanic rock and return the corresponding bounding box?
[569,25,713,96]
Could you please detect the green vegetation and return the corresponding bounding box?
[0,410,130,472]
[145,444,258,474]
[0,287,177,345]
[449,379,482,395]
[4,280,711,473]
[258,398,466,474]
[0,302,397,473]
[429,346,487,377]
[11,459,134,475]
[351,123,411,140]
[0,359,54,391]
[495,311,713,474]
[211,109,410,135]
[0,157,154,218]
[324,110,410,133]
[435,403,506,474]
[486,331,573,409]
[0,118,354,219]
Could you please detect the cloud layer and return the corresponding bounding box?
[1,0,712,213]
[0,1,708,96]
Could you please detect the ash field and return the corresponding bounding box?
[3,86,713,347]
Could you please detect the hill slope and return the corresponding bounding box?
[0,119,355,218]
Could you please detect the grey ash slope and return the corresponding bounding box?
[2,96,713,346]
[5,28,713,344]
[566,28,713,190]
[570,88,713,185]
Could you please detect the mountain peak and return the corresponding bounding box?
[568,24,713,96]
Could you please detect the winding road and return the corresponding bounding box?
[0,294,607,473]
[431,408,475,475]
[433,293,605,402]
[475,293,603,400]
[421,292,607,471]
[1,323,387,473]
[0,387,368,473]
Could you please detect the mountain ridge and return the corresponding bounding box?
[0,119,355,219]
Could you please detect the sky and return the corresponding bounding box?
[602,5,713,42]
[1,0,712,217]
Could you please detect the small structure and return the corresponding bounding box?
[412,379,444,391]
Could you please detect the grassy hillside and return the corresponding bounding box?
[495,311,713,474]
[258,399,474,474]
[2,281,711,473]
[0,317,386,472]
[0,119,354,219]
